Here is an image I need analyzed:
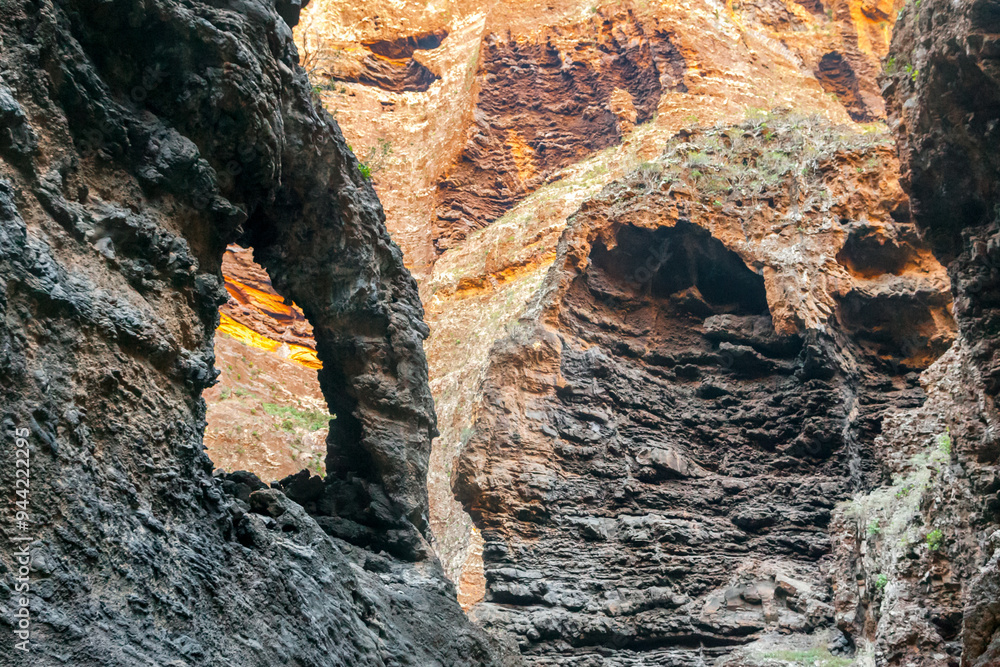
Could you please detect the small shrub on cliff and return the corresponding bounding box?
[761,648,852,667]
[926,529,944,551]
[937,430,952,457]
[309,457,324,476]
[685,151,710,168]
[633,109,892,212]
[875,573,888,591]
[262,403,333,432]
[867,519,882,537]
[360,138,394,180]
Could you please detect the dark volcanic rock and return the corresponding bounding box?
[0,0,515,664]
[883,0,1000,664]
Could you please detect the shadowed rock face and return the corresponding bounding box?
[815,51,872,122]
[325,30,448,94]
[0,0,515,664]
[881,0,1000,664]
[342,53,441,93]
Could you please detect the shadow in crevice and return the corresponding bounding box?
[588,222,770,317]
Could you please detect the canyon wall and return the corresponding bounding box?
[867,0,1000,662]
[10,0,990,663]
[440,0,1000,662]
[453,114,961,665]
[0,0,514,664]
[288,0,914,590]
[284,0,999,663]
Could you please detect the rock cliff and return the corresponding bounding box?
[453,113,958,664]
[292,0,914,589]
[3,0,999,664]
[851,0,1000,662]
[0,0,514,664]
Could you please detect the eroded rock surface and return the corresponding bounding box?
[218,244,317,362]
[0,0,515,664]
[453,116,956,664]
[293,0,914,591]
[829,0,1000,663]
[432,7,685,253]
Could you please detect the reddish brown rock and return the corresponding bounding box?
[453,116,955,664]
[432,7,686,253]
[857,0,1000,663]
[220,245,315,349]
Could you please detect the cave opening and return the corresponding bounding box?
[588,222,770,318]
[203,244,335,485]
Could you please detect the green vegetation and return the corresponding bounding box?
[761,647,853,667]
[926,528,944,551]
[360,138,393,180]
[937,430,952,457]
[839,426,955,607]
[614,109,892,210]
[347,138,393,181]
[308,456,324,476]
[262,403,333,432]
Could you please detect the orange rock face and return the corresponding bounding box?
[206,246,330,483]
[432,8,685,253]
[452,114,956,662]
[276,0,920,594]
[294,0,896,276]
[218,245,320,368]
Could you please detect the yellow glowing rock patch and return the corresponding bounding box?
[224,279,303,324]
[216,313,322,370]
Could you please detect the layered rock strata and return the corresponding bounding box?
[822,0,1000,663]
[292,0,913,589]
[217,244,318,367]
[454,116,956,664]
[432,8,686,253]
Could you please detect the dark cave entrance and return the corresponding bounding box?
[587,221,771,318]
